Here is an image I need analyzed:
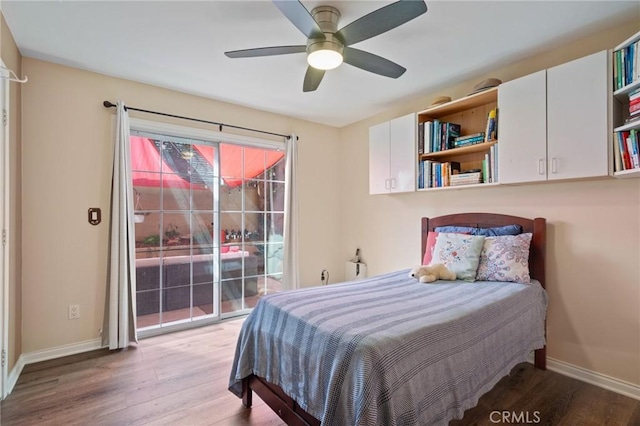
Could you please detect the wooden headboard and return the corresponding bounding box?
[422,213,546,289]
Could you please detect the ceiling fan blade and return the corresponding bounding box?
[273,0,325,40]
[336,0,427,46]
[303,66,325,92]
[225,45,307,58]
[343,47,406,78]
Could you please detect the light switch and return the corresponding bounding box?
[88,208,101,225]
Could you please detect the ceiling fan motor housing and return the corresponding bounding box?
[307,6,343,57]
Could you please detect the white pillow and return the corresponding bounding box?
[476,233,532,284]
[431,233,485,281]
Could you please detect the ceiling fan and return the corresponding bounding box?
[224,0,428,92]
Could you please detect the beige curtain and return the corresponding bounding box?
[282,134,299,290]
[103,101,138,349]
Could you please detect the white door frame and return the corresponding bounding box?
[0,59,10,399]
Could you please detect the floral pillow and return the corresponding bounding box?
[431,233,485,281]
[476,233,532,284]
[423,231,470,265]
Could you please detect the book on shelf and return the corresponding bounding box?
[614,133,622,172]
[450,171,482,186]
[484,109,498,142]
[627,132,640,169]
[614,40,640,90]
[450,172,481,181]
[453,136,485,148]
[490,144,498,183]
[423,121,433,154]
[615,130,640,171]
[419,160,461,188]
[454,132,485,143]
[425,120,461,152]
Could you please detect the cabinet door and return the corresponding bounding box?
[389,113,416,193]
[498,70,547,184]
[369,121,391,194]
[547,50,609,180]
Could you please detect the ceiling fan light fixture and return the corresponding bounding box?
[308,49,343,70]
[307,36,344,70]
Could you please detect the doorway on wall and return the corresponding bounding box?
[130,128,285,336]
[0,63,9,398]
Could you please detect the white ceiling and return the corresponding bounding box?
[2,1,638,127]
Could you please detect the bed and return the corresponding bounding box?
[228,213,547,425]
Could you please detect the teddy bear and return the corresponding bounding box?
[409,263,457,283]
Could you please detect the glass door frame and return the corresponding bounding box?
[129,118,285,338]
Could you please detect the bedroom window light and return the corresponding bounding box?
[129,126,285,335]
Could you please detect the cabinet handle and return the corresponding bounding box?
[390,178,396,189]
[538,159,545,175]
[384,179,390,190]
[551,157,558,174]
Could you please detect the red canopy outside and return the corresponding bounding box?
[131,137,284,189]
[194,144,284,188]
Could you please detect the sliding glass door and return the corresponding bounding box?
[130,131,285,333]
[219,144,285,316]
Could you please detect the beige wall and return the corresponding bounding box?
[1,14,23,373]
[7,8,640,394]
[339,19,640,386]
[20,58,342,353]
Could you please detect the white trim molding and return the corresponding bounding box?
[547,357,640,401]
[22,338,104,366]
[528,354,640,401]
[4,339,106,397]
[6,354,24,397]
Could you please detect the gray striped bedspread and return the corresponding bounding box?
[229,269,548,425]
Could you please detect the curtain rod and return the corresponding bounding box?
[102,101,291,140]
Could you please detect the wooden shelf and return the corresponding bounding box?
[417,182,500,192]
[418,87,498,119]
[420,141,497,160]
[614,119,640,132]
[613,79,640,101]
[612,168,640,179]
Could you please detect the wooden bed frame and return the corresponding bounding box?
[239,213,547,426]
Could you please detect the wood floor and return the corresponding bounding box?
[2,318,639,426]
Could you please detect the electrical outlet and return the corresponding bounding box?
[321,269,329,285]
[68,304,80,320]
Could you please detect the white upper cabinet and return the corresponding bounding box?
[369,121,392,194]
[369,113,416,194]
[547,50,610,180]
[498,70,547,184]
[498,50,610,184]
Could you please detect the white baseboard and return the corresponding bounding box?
[528,353,640,401]
[5,354,25,397]
[547,357,640,401]
[3,339,105,398]
[22,338,105,365]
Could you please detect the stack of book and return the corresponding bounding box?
[614,41,639,90]
[450,171,482,186]
[628,88,640,124]
[482,143,499,183]
[418,120,461,154]
[418,160,461,189]
[614,129,639,172]
[453,132,485,148]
